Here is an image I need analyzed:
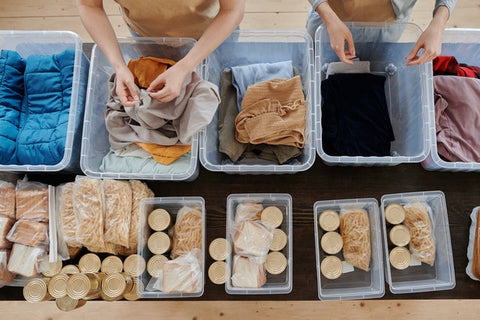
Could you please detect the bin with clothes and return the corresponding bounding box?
[81,37,219,181]
[422,28,480,172]
[315,23,431,166]
[0,31,89,172]
[199,30,315,174]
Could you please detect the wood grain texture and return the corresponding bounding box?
[1,300,480,319]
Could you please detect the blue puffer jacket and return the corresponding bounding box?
[15,49,75,165]
[0,50,25,164]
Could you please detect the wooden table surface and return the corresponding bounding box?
[1,160,480,302]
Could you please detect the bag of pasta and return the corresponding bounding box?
[404,202,435,266]
[340,209,371,272]
[171,206,203,260]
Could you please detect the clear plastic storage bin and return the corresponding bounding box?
[380,191,455,294]
[0,30,89,172]
[422,28,480,171]
[81,37,201,180]
[225,193,293,294]
[137,197,205,298]
[313,198,384,300]
[199,30,315,174]
[315,23,431,166]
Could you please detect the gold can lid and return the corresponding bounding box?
[101,256,124,274]
[102,273,127,298]
[48,273,69,298]
[124,254,146,277]
[209,238,231,261]
[320,231,343,255]
[261,206,283,228]
[265,251,288,275]
[40,256,63,277]
[318,210,340,231]
[56,295,83,312]
[147,255,169,278]
[385,203,406,225]
[61,265,80,274]
[389,225,411,247]
[320,256,343,280]
[270,229,288,251]
[23,278,50,303]
[66,273,90,299]
[208,261,227,285]
[78,253,101,273]
[147,232,171,255]
[390,247,411,270]
[148,208,171,231]
[123,278,143,301]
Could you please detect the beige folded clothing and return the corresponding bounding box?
[231,255,266,288]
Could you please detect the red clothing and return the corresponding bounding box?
[433,56,480,78]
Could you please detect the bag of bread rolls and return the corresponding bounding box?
[234,203,263,224]
[162,248,202,293]
[231,255,267,288]
[15,180,49,222]
[0,216,14,249]
[0,181,15,220]
[0,250,15,285]
[7,243,45,278]
[232,220,273,263]
[6,220,48,247]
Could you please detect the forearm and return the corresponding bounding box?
[314,1,340,26]
[434,0,456,19]
[308,0,328,11]
[175,0,245,72]
[429,5,450,31]
[76,0,126,71]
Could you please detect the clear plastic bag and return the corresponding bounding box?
[0,180,16,220]
[161,248,202,293]
[231,255,266,288]
[403,202,436,266]
[232,219,274,263]
[0,250,14,284]
[171,206,203,259]
[55,183,78,260]
[0,216,14,249]
[72,176,105,250]
[339,209,371,272]
[6,219,49,247]
[7,243,45,278]
[103,179,131,248]
[15,179,49,222]
[234,203,263,224]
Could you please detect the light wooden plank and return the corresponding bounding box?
[0,0,121,17]
[1,300,480,319]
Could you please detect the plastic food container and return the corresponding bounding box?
[380,191,455,294]
[314,198,384,300]
[314,23,431,166]
[81,37,201,180]
[225,193,293,294]
[199,30,315,174]
[137,197,205,298]
[0,30,89,172]
[422,28,480,171]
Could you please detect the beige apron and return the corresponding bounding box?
[114,0,220,39]
[328,0,396,22]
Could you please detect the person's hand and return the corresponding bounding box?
[325,18,356,64]
[405,23,443,66]
[147,63,190,103]
[405,5,449,66]
[115,65,139,107]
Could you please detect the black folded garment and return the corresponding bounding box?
[321,73,394,157]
